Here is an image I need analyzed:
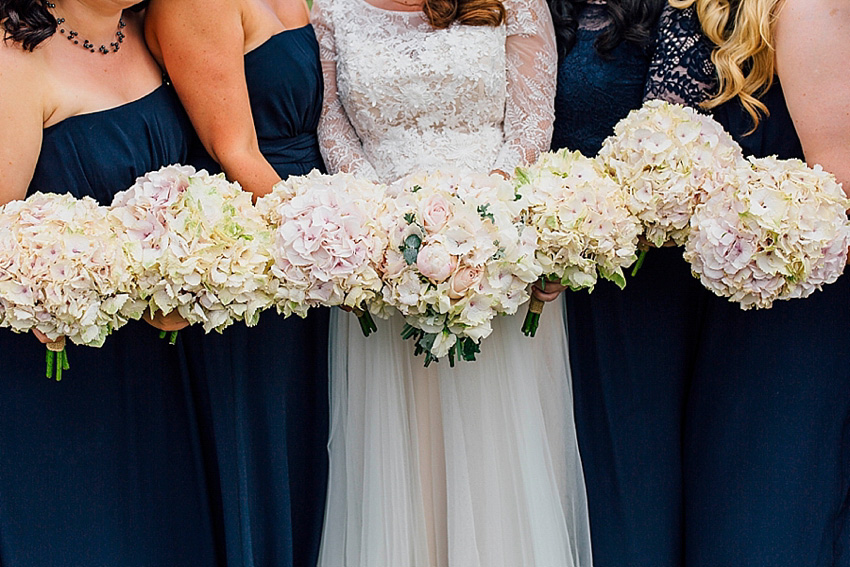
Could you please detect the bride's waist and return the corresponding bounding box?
[362,127,504,180]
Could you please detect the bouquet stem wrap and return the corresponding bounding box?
[521,295,545,337]
[45,336,68,381]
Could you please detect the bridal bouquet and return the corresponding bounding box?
[685,156,850,309]
[256,170,388,336]
[599,100,743,268]
[110,165,273,339]
[0,192,145,379]
[515,150,641,335]
[381,170,541,366]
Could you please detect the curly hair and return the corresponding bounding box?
[547,0,665,59]
[672,0,786,126]
[1,0,147,51]
[424,0,505,28]
[0,0,56,51]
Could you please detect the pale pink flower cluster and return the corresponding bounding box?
[381,170,542,360]
[517,149,641,290]
[0,192,145,346]
[685,156,850,309]
[599,99,743,246]
[256,170,389,318]
[111,165,273,333]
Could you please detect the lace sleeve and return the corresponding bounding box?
[643,5,717,108]
[491,0,558,173]
[312,0,380,180]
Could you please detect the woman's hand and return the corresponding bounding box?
[532,279,567,303]
[638,235,676,250]
[143,310,190,332]
[32,329,54,345]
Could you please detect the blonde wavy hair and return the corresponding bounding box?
[671,0,785,127]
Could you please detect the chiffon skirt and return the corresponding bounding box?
[318,296,592,567]
[0,322,217,567]
[685,279,850,567]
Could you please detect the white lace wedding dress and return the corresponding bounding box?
[312,0,592,565]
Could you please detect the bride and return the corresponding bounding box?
[312,0,592,564]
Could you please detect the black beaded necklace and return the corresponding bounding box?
[46,2,126,54]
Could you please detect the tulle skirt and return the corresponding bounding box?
[318,297,592,567]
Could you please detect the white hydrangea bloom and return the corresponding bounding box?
[685,156,850,309]
[380,170,542,364]
[516,149,641,291]
[0,192,144,347]
[599,100,743,246]
[111,165,273,333]
[255,170,389,319]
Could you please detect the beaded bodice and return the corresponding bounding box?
[312,0,557,183]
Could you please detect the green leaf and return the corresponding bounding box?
[402,234,422,265]
[404,212,416,224]
[477,204,495,223]
[606,270,627,290]
[514,168,530,186]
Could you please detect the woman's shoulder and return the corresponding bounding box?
[0,39,48,109]
[147,0,242,27]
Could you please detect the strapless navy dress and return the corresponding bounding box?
[182,26,330,567]
[551,6,707,566]
[684,83,850,567]
[0,86,218,566]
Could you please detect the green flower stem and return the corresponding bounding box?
[159,330,179,344]
[45,336,68,380]
[353,308,378,337]
[522,296,545,337]
[56,350,64,382]
[46,350,55,380]
[631,249,648,277]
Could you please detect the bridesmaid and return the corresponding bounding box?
[543,1,711,566]
[667,0,850,565]
[0,1,216,566]
[145,1,330,565]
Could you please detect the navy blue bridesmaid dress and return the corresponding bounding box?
[551,5,709,567]
[684,83,850,567]
[181,25,330,567]
[0,86,218,567]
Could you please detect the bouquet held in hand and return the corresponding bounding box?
[110,165,273,340]
[515,150,641,336]
[685,156,850,309]
[0,193,145,379]
[381,170,541,366]
[256,170,388,336]
[599,100,743,271]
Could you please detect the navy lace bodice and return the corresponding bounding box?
[551,3,652,155]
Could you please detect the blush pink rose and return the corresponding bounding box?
[448,265,483,299]
[421,195,451,232]
[416,243,457,283]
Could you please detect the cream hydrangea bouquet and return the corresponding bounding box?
[599,100,743,271]
[0,192,146,379]
[256,170,388,336]
[110,165,273,340]
[685,156,850,309]
[515,149,641,336]
[380,170,541,366]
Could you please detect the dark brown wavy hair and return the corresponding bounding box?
[1,0,148,51]
[547,0,665,59]
[423,0,505,28]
